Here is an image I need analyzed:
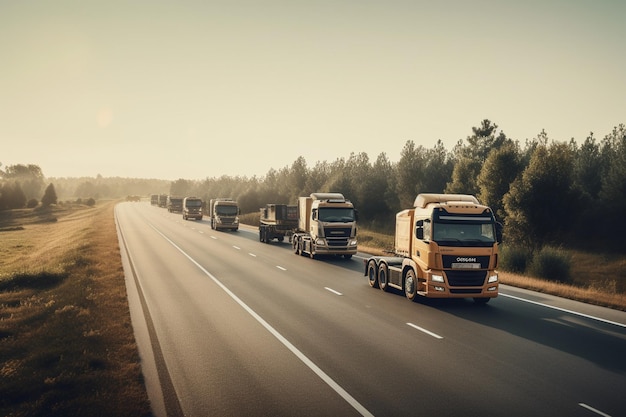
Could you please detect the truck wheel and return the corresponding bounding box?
[404,269,418,301]
[343,254,352,259]
[367,261,379,288]
[473,297,490,304]
[293,238,300,255]
[378,264,389,292]
[259,229,264,242]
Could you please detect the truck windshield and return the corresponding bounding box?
[186,200,202,207]
[433,215,496,247]
[318,208,355,222]
[216,206,238,216]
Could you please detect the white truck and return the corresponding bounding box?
[208,198,240,231]
[364,193,502,303]
[292,193,358,259]
[182,197,203,221]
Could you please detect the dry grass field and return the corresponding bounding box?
[0,201,151,417]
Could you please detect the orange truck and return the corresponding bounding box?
[364,193,502,304]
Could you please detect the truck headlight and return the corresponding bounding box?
[349,239,357,246]
[488,274,498,283]
[431,274,444,283]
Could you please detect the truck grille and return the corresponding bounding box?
[327,239,349,247]
[445,270,487,287]
[442,255,490,269]
[324,227,351,238]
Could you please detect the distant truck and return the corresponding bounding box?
[158,194,168,208]
[259,204,298,243]
[364,193,502,304]
[182,197,203,221]
[292,193,358,259]
[150,194,159,205]
[209,198,240,231]
[167,196,183,213]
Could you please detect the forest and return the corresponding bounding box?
[2,119,626,255]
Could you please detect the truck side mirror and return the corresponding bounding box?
[415,220,424,240]
[354,209,359,221]
[496,222,503,244]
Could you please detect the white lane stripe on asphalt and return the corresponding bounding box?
[276,266,286,271]
[579,403,612,417]
[325,287,343,296]
[406,322,443,339]
[149,224,375,417]
[500,293,626,328]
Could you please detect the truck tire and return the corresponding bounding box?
[367,261,379,288]
[378,264,389,292]
[473,297,490,304]
[404,269,418,301]
[293,238,300,255]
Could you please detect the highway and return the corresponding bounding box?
[115,202,626,417]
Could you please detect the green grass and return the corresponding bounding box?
[0,201,151,417]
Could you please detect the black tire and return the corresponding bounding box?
[473,297,490,305]
[343,254,352,259]
[259,227,264,242]
[367,261,379,288]
[404,269,418,301]
[293,238,300,255]
[378,264,389,292]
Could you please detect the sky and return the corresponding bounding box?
[1,0,625,181]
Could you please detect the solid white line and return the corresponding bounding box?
[325,287,343,296]
[406,322,444,339]
[500,293,626,328]
[148,224,375,417]
[579,403,612,417]
[276,266,286,271]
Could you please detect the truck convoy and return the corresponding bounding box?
[259,204,299,243]
[182,197,203,221]
[291,193,358,259]
[364,193,501,303]
[209,198,240,231]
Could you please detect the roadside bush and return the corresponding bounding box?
[499,245,531,273]
[26,198,38,208]
[86,198,96,206]
[527,246,572,283]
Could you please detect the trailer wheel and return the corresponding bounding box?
[404,269,418,301]
[367,261,379,288]
[378,264,389,292]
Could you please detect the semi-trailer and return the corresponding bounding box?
[364,193,502,303]
[291,193,358,259]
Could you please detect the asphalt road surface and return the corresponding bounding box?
[115,202,626,417]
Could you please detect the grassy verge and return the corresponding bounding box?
[0,201,151,417]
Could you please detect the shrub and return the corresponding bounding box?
[499,245,531,273]
[527,246,572,283]
[26,198,39,208]
[86,198,96,206]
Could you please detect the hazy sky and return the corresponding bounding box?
[2,0,625,180]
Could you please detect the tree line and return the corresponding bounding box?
[3,119,625,251]
[167,120,625,252]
